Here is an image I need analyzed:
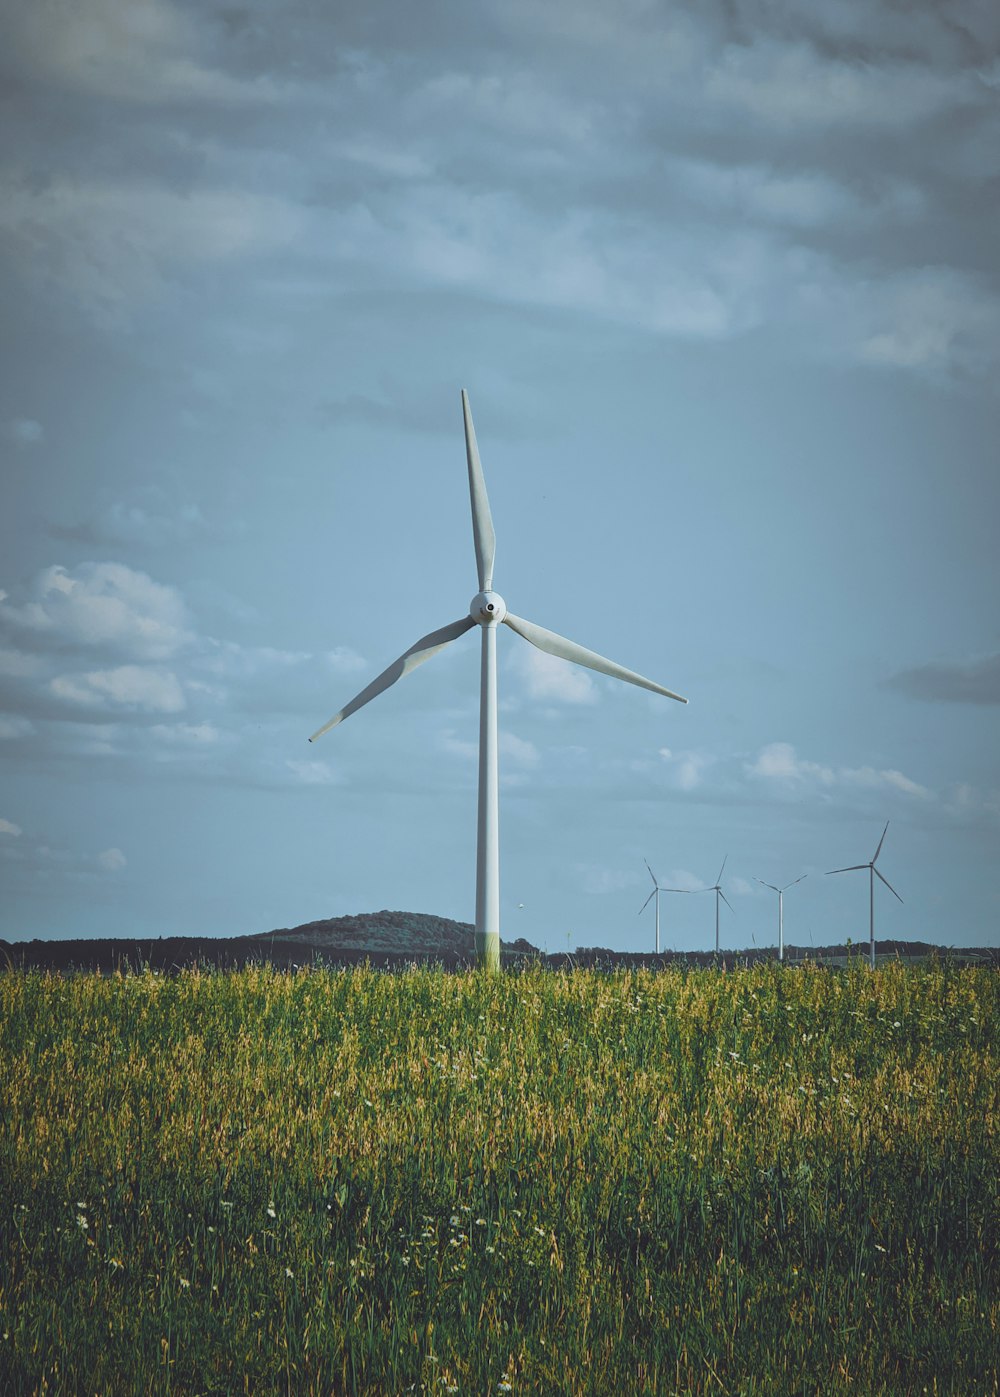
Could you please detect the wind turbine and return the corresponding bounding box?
[701,855,733,955]
[638,860,691,955]
[753,874,807,963]
[826,821,902,969]
[309,391,688,972]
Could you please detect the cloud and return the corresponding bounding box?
[580,864,641,896]
[515,646,597,705]
[746,741,931,800]
[0,176,299,322]
[0,818,22,836]
[0,716,34,739]
[887,652,1000,705]
[658,747,711,791]
[50,665,186,714]
[501,731,540,768]
[0,562,190,660]
[856,267,1000,379]
[51,494,213,549]
[8,0,277,106]
[98,847,126,871]
[943,781,1000,824]
[705,39,979,130]
[4,419,43,447]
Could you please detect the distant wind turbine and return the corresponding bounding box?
[826,821,902,969]
[701,855,733,955]
[638,860,691,955]
[753,874,807,963]
[309,391,688,972]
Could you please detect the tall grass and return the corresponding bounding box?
[1,960,997,1395]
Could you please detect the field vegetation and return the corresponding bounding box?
[1,960,997,1395]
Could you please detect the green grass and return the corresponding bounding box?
[1,960,997,1395]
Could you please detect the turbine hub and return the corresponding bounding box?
[470,590,506,625]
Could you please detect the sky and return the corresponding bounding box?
[1,0,998,953]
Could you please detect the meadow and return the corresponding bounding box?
[0,960,997,1395]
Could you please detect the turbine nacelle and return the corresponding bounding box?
[471,590,507,625]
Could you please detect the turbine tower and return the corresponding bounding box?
[702,854,733,955]
[638,860,691,955]
[309,391,687,972]
[826,821,902,969]
[753,873,807,963]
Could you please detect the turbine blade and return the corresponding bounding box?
[874,867,904,903]
[309,616,476,742]
[783,874,808,890]
[503,612,687,703]
[638,889,656,915]
[644,858,658,888]
[720,891,735,913]
[462,390,496,592]
[873,820,889,865]
[662,887,694,894]
[754,878,780,893]
[826,864,868,875]
[716,853,728,885]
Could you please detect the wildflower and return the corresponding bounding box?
[76,1213,89,1231]
[267,1205,277,1219]
[475,1218,486,1226]
[450,1214,460,1226]
[498,1383,513,1393]
[285,1267,294,1278]
[179,1278,191,1289]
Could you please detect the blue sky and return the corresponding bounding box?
[1,0,998,951]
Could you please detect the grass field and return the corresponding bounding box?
[1,960,997,1395]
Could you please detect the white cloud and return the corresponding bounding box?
[658,747,711,791]
[857,267,1000,378]
[1,562,189,660]
[0,716,35,739]
[0,177,299,321]
[501,731,540,768]
[664,868,706,893]
[10,0,276,106]
[50,665,186,714]
[579,864,640,896]
[98,847,126,871]
[706,40,977,130]
[0,818,23,836]
[746,741,931,800]
[515,647,597,705]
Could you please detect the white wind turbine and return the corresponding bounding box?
[826,820,902,970]
[309,391,688,972]
[753,873,807,963]
[638,860,692,955]
[701,854,733,955]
